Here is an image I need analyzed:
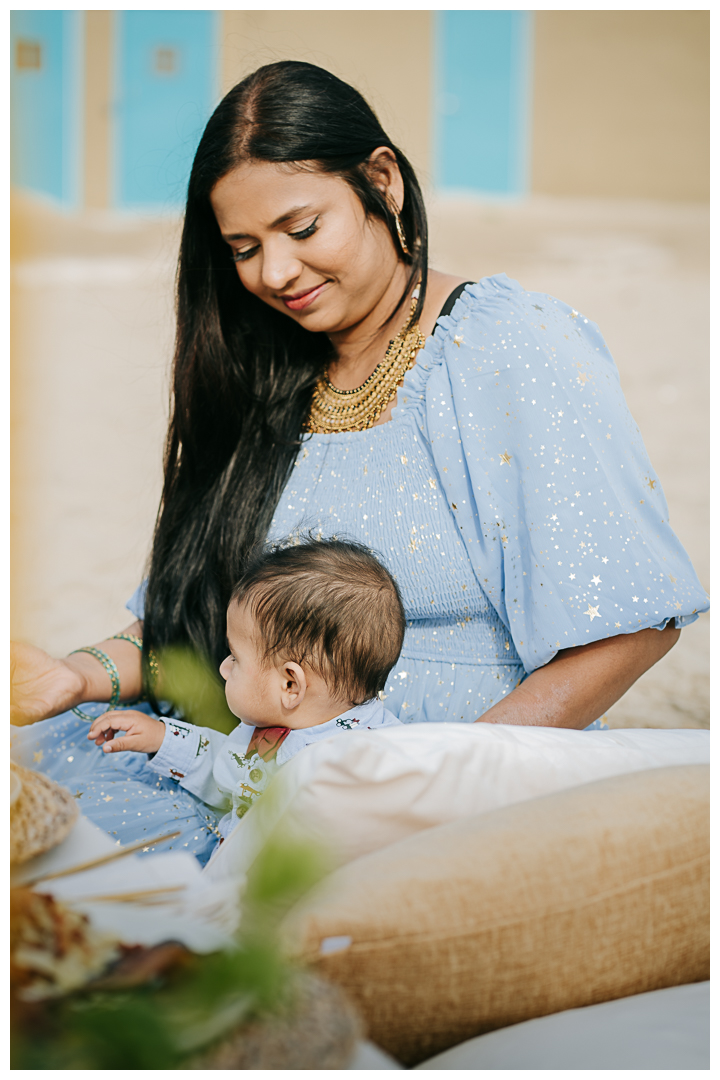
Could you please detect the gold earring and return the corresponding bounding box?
[388,198,410,256]
[394,210,411,256]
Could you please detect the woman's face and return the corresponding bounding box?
[209,157,404,336]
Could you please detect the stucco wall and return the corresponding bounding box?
[83,10,112,209]
[531,10,709,201]
[219,11,433,187]
[77,11,708,207]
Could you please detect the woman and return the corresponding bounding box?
[11,62,707,864]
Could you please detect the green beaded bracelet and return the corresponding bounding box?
[110,632,143,650]
[110,632,156,701]
[70,646,121,723]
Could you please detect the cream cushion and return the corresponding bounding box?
[414,982,709,1070]
[281,764,709,1066]
[203,724,709,880]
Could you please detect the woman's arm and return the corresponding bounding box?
[10,620,145,726]
[476,623,680,729]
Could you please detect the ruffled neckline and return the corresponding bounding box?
[392,273,520,420]
[304,273,521,438]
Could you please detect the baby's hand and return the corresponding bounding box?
[87,710,165,755]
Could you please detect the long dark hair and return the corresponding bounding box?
[142,61,428,699]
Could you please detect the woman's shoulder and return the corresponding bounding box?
[434,273,579,342]
[420,272,561,366]
[417,274,615,388]
[418,271,472,338]
[397,274,561,417]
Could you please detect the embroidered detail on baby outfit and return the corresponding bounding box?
[226,732,291,821]
[232,769,267,819]
[214,702,398,835]
[196,736,210,756]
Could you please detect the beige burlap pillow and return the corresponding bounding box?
[281,764,709,1066]
[10,762,79,864]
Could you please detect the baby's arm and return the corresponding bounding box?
[144,716,232,810]
[88,710,239,811]
[87,710,165,754]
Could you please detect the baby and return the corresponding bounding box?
[87,538,405,843]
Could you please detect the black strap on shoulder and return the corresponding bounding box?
[433,281,474,333]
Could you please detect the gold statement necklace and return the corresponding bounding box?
[306,286,425,434]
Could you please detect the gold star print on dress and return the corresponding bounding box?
[269,275,707,725]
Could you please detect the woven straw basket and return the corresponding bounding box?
[10,762,79,864]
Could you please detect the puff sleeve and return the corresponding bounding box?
[415,274,708,673]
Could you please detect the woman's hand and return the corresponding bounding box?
[11,622,145,727]
[88,711,166,755]
[10,642,88,726]
[476,623,681,729]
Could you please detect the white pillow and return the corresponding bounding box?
[414,982,710,1071]
[202,724,709,882]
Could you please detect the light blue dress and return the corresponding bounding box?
[11,276,708,864]
[267,275,707,722]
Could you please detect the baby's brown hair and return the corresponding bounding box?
[230,537,405,705]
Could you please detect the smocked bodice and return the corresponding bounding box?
[269,368,521,667]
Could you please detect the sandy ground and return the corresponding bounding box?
[11,192,709,728]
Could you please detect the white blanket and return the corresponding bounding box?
[202,723,709,881]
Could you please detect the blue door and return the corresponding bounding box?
[10,10,83,207]
[113,11,218,210]
[435,11,532,196]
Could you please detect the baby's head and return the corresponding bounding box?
[219,538,405,729]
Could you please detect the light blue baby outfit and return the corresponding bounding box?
[12,276,708,865]
[146,697,400,849]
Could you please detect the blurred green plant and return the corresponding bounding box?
[13,637,331,1068]
[11,833,328,1068]
[155,644,237,734]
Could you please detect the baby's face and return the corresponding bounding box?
[219,601,279,727]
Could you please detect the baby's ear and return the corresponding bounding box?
[280,661,307,710]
